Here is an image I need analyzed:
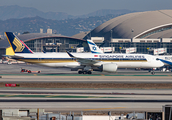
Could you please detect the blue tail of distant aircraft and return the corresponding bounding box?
[5,32,33,53]
[87,39,103,54]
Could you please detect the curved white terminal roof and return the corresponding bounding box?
[83,10,172,40]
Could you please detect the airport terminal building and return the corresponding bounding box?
[1,10,172,57]
[74,10,172,54]
[0,33,87,58]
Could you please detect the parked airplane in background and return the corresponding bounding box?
[5,32,164,74]
[87,39,103,54]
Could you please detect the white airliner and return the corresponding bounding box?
[87,39,172,69]
[5,32,164,74]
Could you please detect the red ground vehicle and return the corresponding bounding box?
[21,68,41,73]
[27,70,41,73]
[21,68,28,72]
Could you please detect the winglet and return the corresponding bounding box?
[66,51,74,58]
[5,32,33,54]
[87,39,103,54]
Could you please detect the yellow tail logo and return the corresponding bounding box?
[13,37,25,52]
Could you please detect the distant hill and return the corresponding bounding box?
[0,5,136,37]
[77,9,136,18]
[0,5,135,20]
[0,5,72,20]
[0,15,119,36]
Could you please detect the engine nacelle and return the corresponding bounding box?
[101,63,118,72]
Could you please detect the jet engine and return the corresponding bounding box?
[101,63,118,72]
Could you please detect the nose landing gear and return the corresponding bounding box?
[149,68,155,75]
[151,71,155,75]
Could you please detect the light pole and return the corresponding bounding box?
[111,30,112,41]
[90,32,91,39]
[111,30,113,52]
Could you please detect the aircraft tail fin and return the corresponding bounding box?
[5,32,33,54]
[87,39,103,54]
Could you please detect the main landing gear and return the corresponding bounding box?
[78,66,92,74]
[78,70,92,74]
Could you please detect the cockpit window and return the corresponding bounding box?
[156,58,159,60]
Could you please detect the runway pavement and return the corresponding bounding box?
[0,88,171,111]
[0,63,172,112]
[1,75,172,83]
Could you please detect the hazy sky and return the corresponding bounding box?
[1,0,172,15]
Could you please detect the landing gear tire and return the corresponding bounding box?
[87,71,92,74]
[78,71,83,74]
[78,71,92,74]
[151,71,155,75]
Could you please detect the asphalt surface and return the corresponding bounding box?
[0,63,172,112]
[1,75,172,83]
[0,63,172,75]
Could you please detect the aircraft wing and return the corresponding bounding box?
[66,51,100,66]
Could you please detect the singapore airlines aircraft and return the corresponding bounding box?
[87,39,172,69]
[5,32,164,74]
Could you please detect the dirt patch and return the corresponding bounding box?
[2,82,172,89]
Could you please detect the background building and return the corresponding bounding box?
[83,10,172,40]
[0,33,87,58]
[75,10,172,54]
